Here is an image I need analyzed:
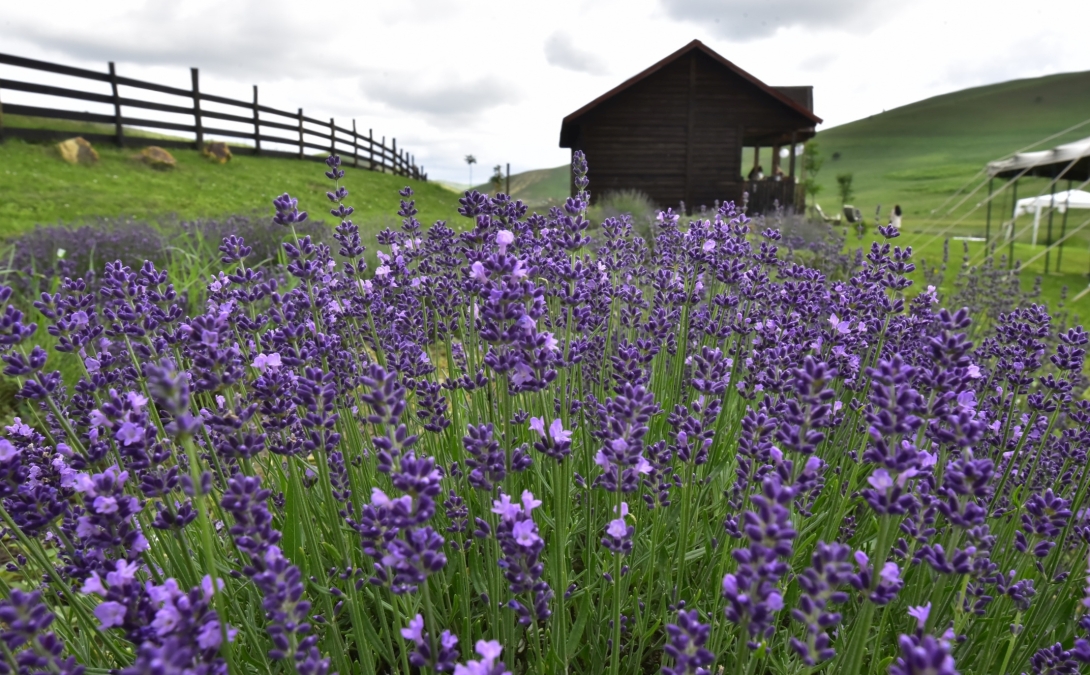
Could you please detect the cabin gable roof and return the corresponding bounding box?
[559,39,821,148]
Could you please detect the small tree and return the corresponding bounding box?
[836,173,854,205]
[465,154,477,186]
[490,165,504,194]
[801,141,824,211]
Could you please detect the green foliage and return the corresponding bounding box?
[801,141,825,207]
[836,173,854,205]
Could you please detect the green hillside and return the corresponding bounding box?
[473,164,570,207]
[811,69,1090,230]
[0,116,463,240]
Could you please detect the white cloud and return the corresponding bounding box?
[658,0,892,40]
[544,32,608,75]
[0,0,1088,183]
[4,0,339,80]
[361,72,520,124]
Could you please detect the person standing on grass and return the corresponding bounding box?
[890,204,903,229]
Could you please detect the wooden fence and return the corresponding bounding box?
[0,53,425,180]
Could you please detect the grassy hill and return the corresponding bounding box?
[809,70,1090,311]
[0,116,464,241]
[473,164,570,207]
[811,69,1090,230]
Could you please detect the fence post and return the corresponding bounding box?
[392,138,398,175]
[108,62,123,147]
[382,136,386,173]
[329,117,336,157]
[369,129,375,171]
[352,120,359,168]
[252,85,261,155]
[297,108,304,160]
[191,67,203,149]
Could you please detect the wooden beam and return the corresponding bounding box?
[191,67,203,149]
[252,85,260,154]
[108,62,123,147]
[788,132,797,179]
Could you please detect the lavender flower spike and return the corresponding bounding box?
[453,640,511,675]
[907,603,931,631]
[662,609,715,675]
[889,634,958,675]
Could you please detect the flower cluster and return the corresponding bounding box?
[0,149,1087,675]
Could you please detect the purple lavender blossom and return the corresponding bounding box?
[662,609,714,675]
[402,613,460,672]
[452,640,511,675]
[0,589,84,675]
[492,491,552,625]
[889,634,958,675]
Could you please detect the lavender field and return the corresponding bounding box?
[1,151,1089,675]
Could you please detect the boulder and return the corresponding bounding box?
[202,141,232,164]
[56,137,99,165]
[136,146,177,170]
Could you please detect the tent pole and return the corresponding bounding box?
[985,177,993,243]
[1032,205,1041,248]
[1057,178,1071,273]
[1008,179,1018,269]
[1045,176,1056,273]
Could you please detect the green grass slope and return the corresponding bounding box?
[474,165,570,207]
[0,118,463,240]
[812,69,1090,229]
[811,70,1090,312]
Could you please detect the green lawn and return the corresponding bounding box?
[0,118,464,240]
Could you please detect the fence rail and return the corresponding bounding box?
[0,53,425,180]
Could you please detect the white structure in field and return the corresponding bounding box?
[1013,189,1090,246]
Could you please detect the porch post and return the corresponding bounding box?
[788,133,797,179]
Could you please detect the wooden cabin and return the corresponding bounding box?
[559,40,822,214]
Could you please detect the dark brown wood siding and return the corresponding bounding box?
[567,49,815,212]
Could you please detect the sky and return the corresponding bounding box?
[2,0,1089,185]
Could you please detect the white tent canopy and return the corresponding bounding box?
[1013,189,1090,245]
[988,137,1090,180]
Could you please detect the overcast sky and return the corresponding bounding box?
[2,0,1088,185]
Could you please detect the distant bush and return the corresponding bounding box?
[589,189,658,240]
[763,207,854,278]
